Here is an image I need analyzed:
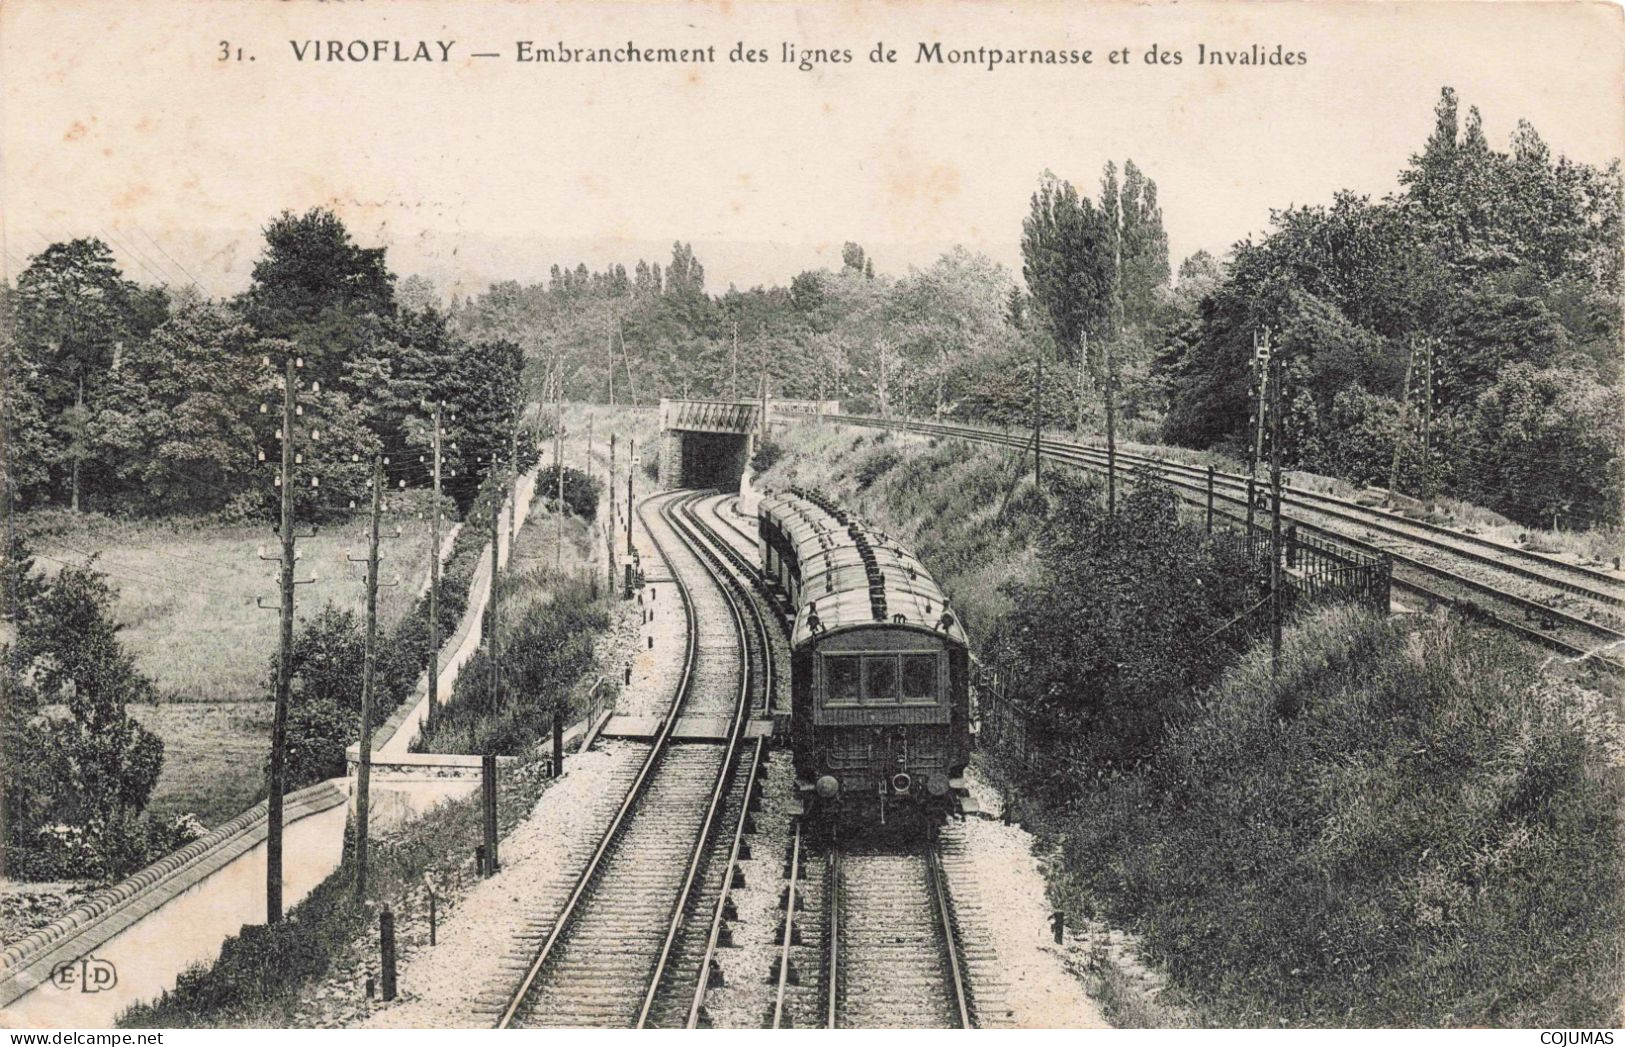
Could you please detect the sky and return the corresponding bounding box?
[3,0,1622,300]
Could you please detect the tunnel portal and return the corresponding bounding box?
[658,399,762,490]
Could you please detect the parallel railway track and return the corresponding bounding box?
[830,414,1625,675]
[820,839,973,1029]
[497,490,771,1028]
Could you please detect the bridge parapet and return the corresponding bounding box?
[658,398,762,434]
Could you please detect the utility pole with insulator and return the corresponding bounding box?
[1269,346,1284,676]
[1387,337,1417,500]
[256,354,316,924]
[608,433,618,592]
[425,401,446,724]
[1104,338,1118,516]
[349,453,399,903]
[556,377,565,574]
[1031,350,1043,485]
[489,483,501,716]
[1421,335,1435,502]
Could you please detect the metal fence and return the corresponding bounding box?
[1209,524,1392,615]
[971,660,1039,770]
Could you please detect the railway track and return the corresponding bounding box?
[497,490,769,1028]
[830,414,1625,676]
[819,838,973,1029]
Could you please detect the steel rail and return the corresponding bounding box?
[641,492,776,1027]
[495,490,706,1029]
[635,491,761,1028]
[925,844,973,1029]
[1048,438,1625,609]
[830,413,1624,600]
[825,414,1625,671]
[770,819,804,1029]
[824,846,842,1030]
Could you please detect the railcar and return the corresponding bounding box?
[757,487,971,825]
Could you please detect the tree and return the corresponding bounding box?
[1020,172,1113,370]
[92,303,269,515]
[241,208,397,387]
[995,472,1254,789]
[9,240,158,508]
[4,556,166,878]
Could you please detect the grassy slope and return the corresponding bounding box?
[762,419,1625,1027]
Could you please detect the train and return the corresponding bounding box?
[756,487,972,825]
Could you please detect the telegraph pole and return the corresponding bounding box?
[1249,329,1272,534]
[1104,338,1118,516]
[556,377,565,574]
[263,356,302,924]
[627,438,635,555]
[350,454,391,903]
[1076,333,1089,435]
[489,488,501,716]
[731,321,739,400]
[608,433,618,592]
[427,402,444,723]
[508,404,519,562]
[1031,350,1043,485]
[69,376,84,513]
[1388,337,1417,499]
[1421,336,1435,502]
[1269,349,1284,676]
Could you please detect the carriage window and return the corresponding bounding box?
[824,655,861,705]
[901,654,938,703]
[862,656,900,704]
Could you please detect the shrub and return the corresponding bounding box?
[537,465,603,521]
[750,439,784,474]
[414,579,607,755]
[3,547,169,880]
[1048,605,1624,1026]
[993,469,1257,793]
[855,448,903,490]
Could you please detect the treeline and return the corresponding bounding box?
[2,211,537,520]
[6,87,1616,531]
[1153,89,1622,528]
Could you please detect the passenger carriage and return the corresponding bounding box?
[757,487,971,825]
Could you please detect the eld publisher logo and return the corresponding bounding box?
[49,956,118,993]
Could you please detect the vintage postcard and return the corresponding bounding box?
[2,0,1622,1034]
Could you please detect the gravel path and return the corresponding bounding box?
[938,773,1111,1029]
[356,743,644,1028]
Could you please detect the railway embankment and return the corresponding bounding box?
[757,420,1625,1028]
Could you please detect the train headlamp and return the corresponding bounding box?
[926,772,950,797]
[816,775,840,798]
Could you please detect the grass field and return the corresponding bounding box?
[16,497,437,826]
[127,701,275,826]
[21,496,438,703]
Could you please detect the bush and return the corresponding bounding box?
[537,465,603,521]
[992,470,1257,793]
[751,440,784,473]
[854,448,903,490]
[1047,605,1624,1026]
[414,579,607,755]
[3,547,170,880]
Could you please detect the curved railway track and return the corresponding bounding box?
[830,414,1625,676]
[497,490,771,1028]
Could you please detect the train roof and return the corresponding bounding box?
[758,487,969,649]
